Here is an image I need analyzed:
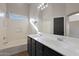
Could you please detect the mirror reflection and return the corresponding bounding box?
[68,13,79,38]
[30,3,79,39]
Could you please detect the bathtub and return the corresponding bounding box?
[0,39,27,56]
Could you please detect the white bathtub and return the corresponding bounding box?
[0,39,27,56]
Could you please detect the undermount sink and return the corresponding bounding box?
[35,33,79,50]
[57,37,63,41]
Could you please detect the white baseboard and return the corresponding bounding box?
[0,44,27,56]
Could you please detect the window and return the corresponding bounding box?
[9,13,26,21]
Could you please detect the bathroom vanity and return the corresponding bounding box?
[27,33,79,56]
[27,36,63,56]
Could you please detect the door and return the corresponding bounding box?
[32,39,36,56]
[54,17,64,35]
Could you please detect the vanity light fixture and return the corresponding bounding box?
[38,3,44,9]
[37,3,48,10]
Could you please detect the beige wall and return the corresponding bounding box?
[0,4,6,42]
[69,21,79,38]
[0,4,29,44]
[66,3,79,15]
[7,3,29,16]
[0,3,6,12]
[6,4,29,42]
[0,3,43,43]
[0,3,79,42]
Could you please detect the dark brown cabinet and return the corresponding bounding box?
[32,39,36,56]
[27,37,32,56]
[36,41,43,56]
[27,36,63,56]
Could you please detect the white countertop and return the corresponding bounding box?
[28,33,79,56]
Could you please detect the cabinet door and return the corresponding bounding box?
[27,37,32,56]
[43,45,63,56]
[32,39,36,56]
[36,41,43,56]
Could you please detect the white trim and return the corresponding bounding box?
[0,44,27,56]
